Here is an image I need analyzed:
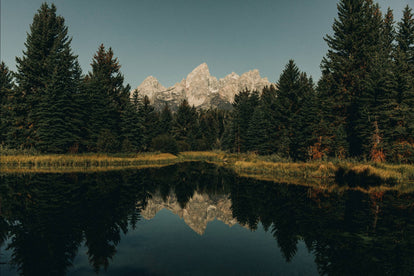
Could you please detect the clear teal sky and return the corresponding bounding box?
[1,0,412,88]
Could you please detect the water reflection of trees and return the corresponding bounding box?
[228,176,414,275]
[0,171,151,275]
[0,162,231,275]
[0,162,414,275]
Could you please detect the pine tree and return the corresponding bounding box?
[3,77,25,149]
[316,69,347,158]
[295,73,317,160]
[172,100,199,151]
[199,109,220,150]
[0,62,14,145]
[131,89,141,109]
[274,60,315,160]
[351,2,386,158]
[159,103,173,135]
[371,8,397,160]
[246,85,278,154]
[120,100,142,152]
[72,61,91,152]
[35,50,83,152]
[397,6,414,135]
[216,109,231,148]
[123,89,143,152]
[226,89,259,153]
[14,3,83,152]
[276,61,301,157]
[247,105,270,154]
[138,96,159,151]
[309,80,332,160]
[392,6,414,162]
[85,44,131,151]
[396,6,414,62]
[321,0,386,158]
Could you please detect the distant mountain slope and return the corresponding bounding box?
[132,63,272,110]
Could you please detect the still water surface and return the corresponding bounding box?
[0,162,413,275]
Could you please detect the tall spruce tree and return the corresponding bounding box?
[138,96,159,151]
[72,61,90,152]
[246,85,278,154]
[295,73,317,160]
[396,6,414,62]
[275,60,301,158]
[119,87,143,152]
[306,79,330,161]
[172,100,199,151]
[247,105,271,154]
[351,2,386,158]
[392,6,414,162]
[370,8,397,161]
[0,62,14,145]
[320,0,386,158]
[85,44,131,151]
[225,89,259,153]
[120,99,142,152]
[274,60,315,160]
[198,109,220,150]
[14,3,83,152]
[34,51,84,152]
[159,104,173,135]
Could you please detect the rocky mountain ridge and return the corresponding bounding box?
[133,63,272,110]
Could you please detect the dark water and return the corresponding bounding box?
[0,162,413,275]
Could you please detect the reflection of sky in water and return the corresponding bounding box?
[0,238,17,275]
[64,209,317,275]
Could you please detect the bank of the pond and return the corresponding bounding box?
[180,152,414,187]
[1,151,414,193]
[0,153,179,168]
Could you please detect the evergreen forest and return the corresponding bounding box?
[1,1,414,163]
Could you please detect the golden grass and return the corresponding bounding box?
[1,151,414,194]
[336,162,412,184]
[179,151,227,162]
[0,153,178,169]
[231,160,336,177]
[372,163,414,179]
[351,164,401,181]
[0,164,172,174]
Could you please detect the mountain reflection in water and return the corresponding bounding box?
[0,162,413,275]
[141,191,238,235]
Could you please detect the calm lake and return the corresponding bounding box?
[0,162,413,275]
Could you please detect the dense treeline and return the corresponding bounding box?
[0,1,413,163]
[318,2,414,163]
[0,4,228,155]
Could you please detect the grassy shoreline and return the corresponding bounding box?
[0,153,179,168]
[2,151,414,193]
